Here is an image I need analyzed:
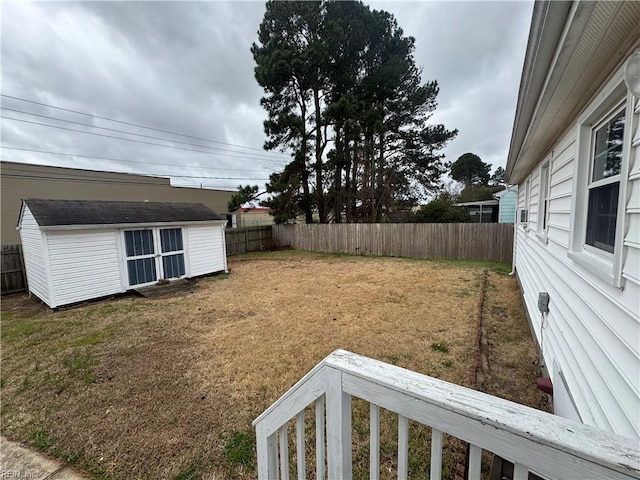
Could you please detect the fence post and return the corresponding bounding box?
[18,245,28,291]
[245,228,249,254]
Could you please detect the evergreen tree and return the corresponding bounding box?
[450,153,491,187]
[253,1,457,223]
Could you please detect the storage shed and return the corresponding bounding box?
[18,199,228,308]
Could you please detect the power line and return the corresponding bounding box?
[0,93,288,157]
[0,171,254,190]
[0,146,273,173]
[2,163,269,181]
[2,116,286,165]
[1,106,287,162]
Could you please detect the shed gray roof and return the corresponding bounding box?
[22,199,225,227]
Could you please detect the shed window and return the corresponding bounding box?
[160,228,183,252]
[127,258,157,286]
[125,229,154,257]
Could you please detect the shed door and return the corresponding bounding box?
[159,228,185,279]
[124,229,157,287]
[124,228,186,287]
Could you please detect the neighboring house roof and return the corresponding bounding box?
[493,186,518,199]
[21,199,224,227]
[506,1,640,184]
[239,207,271,212]
[455,200,499,207]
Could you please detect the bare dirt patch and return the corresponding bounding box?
[1,252,543,479]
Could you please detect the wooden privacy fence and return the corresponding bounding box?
[1,245,27,294]
[272,223,514,263]
[225,225,273,256]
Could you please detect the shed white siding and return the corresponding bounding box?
[19,205,50,306]
[46,230,123,307]
[515,97,640,438]
[187,224,226,277]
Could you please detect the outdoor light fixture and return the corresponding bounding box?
[624,48,640,98]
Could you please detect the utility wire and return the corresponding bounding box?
[2,170,260,186]
[0,93,288,157]
[2,116,286,165]
[0,146,273,173]
[1,106,286,162]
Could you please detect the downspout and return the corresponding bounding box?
[509,221,517,276]
[493,186,518,276]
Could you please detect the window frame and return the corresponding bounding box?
[584,104,625,256]
[568,66,633,288]
[537,160,551,242]
[521,177,531,230]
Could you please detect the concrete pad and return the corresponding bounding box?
[0,437,88,480]
[49,467,90,479]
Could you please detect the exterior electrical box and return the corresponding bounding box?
[538,292,550,313]
[520,209,528,223]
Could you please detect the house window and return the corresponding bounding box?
[585,108,625,254]
[539,163,550,235]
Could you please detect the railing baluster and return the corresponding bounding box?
[370,404,380,480]
[430,428,443,480]
[513,462,528,480]
[256,421,279,480]
[326,368,352,479]
[398,415,409,480]
[316,395,326,480]
[280,425,289,480]
[296,411,306,480]
[467,444,481,480]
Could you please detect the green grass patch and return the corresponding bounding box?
[206,272,230,282]
[173,460,203,480]
[1,320,60,342]
[454,288,471,298]
[72,324,118,347]
[233,249,512,275]
[223,430,255,469]
[29,428,57,451]
[431,342,450,353]
[63,350,97,384]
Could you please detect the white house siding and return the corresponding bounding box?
[515,104,640,439]
[46,229,123,307]
[187,224,226,277]
[19,205,50,305]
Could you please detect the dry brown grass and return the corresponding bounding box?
[0,251,544,479]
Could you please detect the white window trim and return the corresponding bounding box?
[521,177,531,231]
[536,159,551,243]
[568,66,632,288]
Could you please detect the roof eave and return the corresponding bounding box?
[506,1,576,184]
[39,219,227,231]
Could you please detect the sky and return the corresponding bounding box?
[1,1,534,194]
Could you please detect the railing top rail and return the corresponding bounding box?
[252,358,327,428]
[255,350,640,477]
[325,350,640,476]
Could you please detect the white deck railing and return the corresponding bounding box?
[253,350,640,480]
